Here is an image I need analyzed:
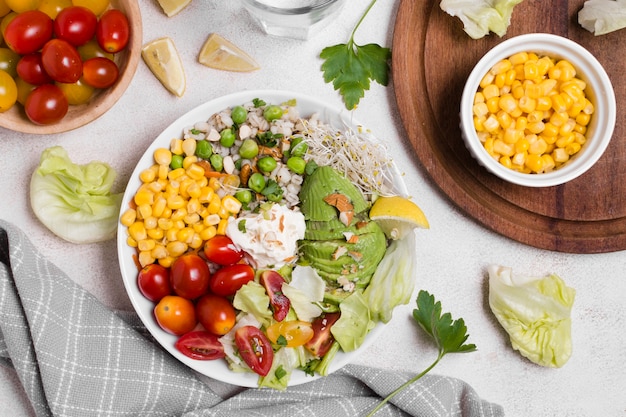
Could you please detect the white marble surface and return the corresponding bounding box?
[2,1,625,416]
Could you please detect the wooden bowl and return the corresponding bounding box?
[0,0,142,134]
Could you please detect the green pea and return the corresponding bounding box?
[210,154,223,171]
[231,105,248,124]
[239,138,259,159]
[235,189,253,204]
[195,139,212,159]
[220,128,236,147]
[248,173,266,193]
[257,156,277,173]
[170,154,184,169]
[289,137,308,157]
[263,105,283,121]
[287,156,306,174]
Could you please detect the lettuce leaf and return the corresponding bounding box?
[30,146,123,244]
[362,234,417,323]
[440,0,524,39]
[331,291,375,352]
[488,265,576,368]
[578,0,626,35]
[232,281,273,328]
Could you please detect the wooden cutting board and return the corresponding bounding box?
[392,0,626,253]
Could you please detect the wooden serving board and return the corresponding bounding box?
[392,0,626,253]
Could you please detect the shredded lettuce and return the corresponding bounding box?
[362,234,417,323]
[579,0,626,35]
[330,291,375,352]
[440,0,524,39]
[30,146,123,244]
[488,265,576,368]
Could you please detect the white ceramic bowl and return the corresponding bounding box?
[460,33,616,187]
[117,90,409,387]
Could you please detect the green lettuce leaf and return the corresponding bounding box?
[578,0,626,35]
[30,146,123,244]
[232,281,273,327]
[331,291,375,352]
[488,265,576,368]
[362,233,417,323]
[440,0,524,39]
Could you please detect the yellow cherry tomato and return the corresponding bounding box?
[15,76,35,105]
[0,0,11,17]
[71,0,108,16]
[56,78,94,105]
[5,0,41,13]
[0,69,17,112]
[37,0,71,18]
[266,320,314,348]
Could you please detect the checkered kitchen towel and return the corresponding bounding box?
[0,220,504,417]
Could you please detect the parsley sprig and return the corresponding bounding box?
[320,0,390,110]
[367,290,477,416]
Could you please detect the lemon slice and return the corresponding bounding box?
[142,37,186,97]
[369,196,430,240]
[198,33,260,72]
[156,0,192,17]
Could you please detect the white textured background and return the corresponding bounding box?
[1,1,625,416]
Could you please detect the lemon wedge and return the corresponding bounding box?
[156,0,191,17]
[198,33,260,72]
[141,37,186,97]
[369,196,430,240]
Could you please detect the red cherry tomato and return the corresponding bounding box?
[260,270,290,322]
[137,263,171,302]
[209,264,254,297]
[235,326,274,376]
[154,295,197,336]
[203,235,243,265]
[175,331,225,360]
[96,9,129,53]
[41,39,82,83]
[304,312,341,357]
[82,57,118,88]
[53,6,97,47]
[16,53,52,85]
[24,83,68,125]
[196,293,236,336]
[170,253,210,300]
[4,10,53,55]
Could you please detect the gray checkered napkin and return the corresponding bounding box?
[0,220,504,417]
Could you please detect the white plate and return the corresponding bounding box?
[117,90,409,387]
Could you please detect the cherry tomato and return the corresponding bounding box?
[304,312,341,357]
[0,0,10,17]
[0,47,20,78]
[54,5,97,46]
[196,293,236,336]
[96,9,129,53]
[266,320,314,348]
[203,235,243,265]
[154,295,197,335]
[5,0,40,13]
[235,326,274,376]
[82,56,118,88]
[0,69,17,112]
[137,263,172,302]
[175,331,225,360]
[72,0,109,16]
[170,253,210,300]
[38,0,73,19]
[4,10,53,55]
[209,264,254,297]
[56,78,94,105]
[41,39,82,83]
[260,270,290,322]
[24,83,68,124]
[0,12,17,39]
[77,38,113,61]
[16,53,52,85]
[15,76,35,105]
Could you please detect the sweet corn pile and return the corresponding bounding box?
[120,143,242,268]
[472,52,594,174]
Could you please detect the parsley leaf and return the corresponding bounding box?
[320,0,390,110]
[256,131,283,147]
[366,290,477,416]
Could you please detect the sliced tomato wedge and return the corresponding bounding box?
[304,312,341,357]
[260,270,290,322]
[234,326,274,376]
[175,331,225,360]
[266,320,314,348]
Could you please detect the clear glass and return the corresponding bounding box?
[241,0,346,40]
